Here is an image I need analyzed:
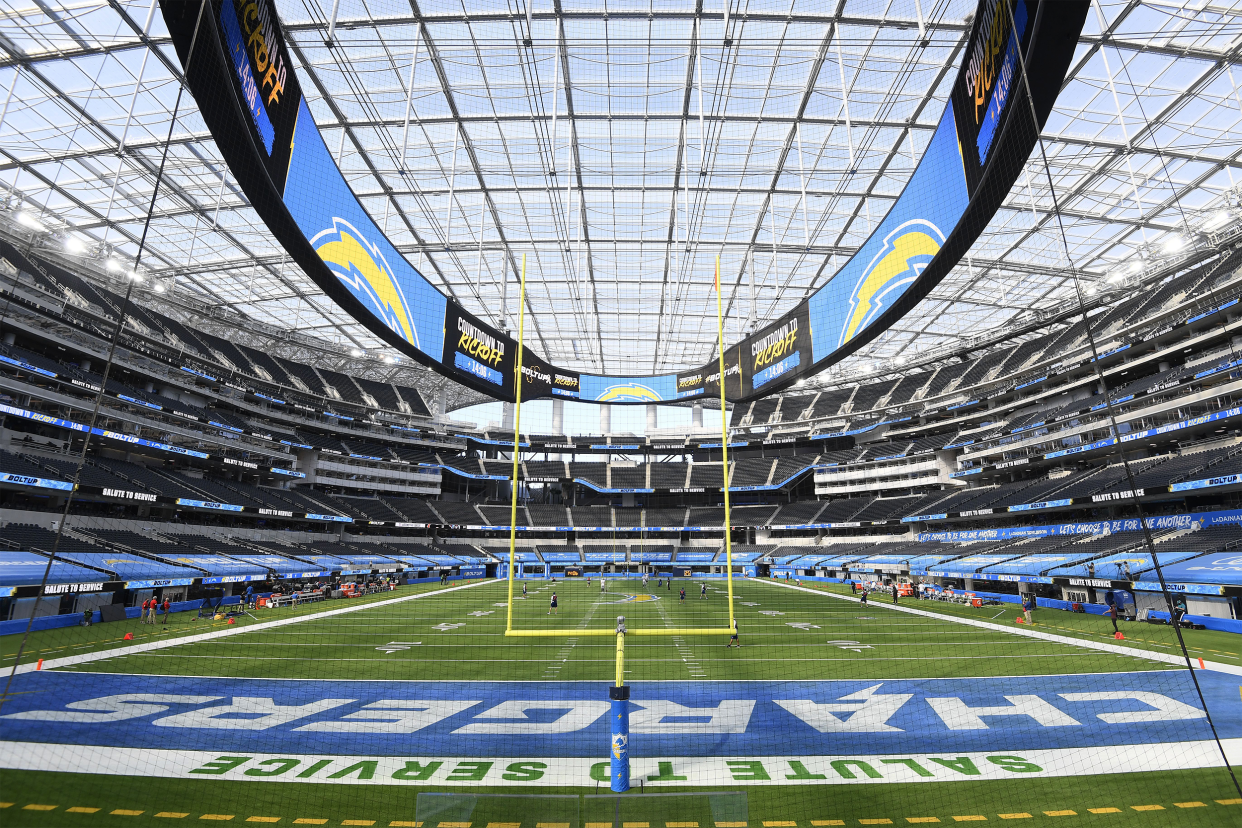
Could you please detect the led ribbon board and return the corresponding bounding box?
[164,0,1086,405]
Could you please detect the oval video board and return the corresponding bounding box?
[162,0,1087,405]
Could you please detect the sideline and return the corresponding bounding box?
[755,579,1242,676]
[6,579,494,676]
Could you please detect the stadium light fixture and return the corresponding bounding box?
[1202,210,1231,232]
[153,282,166,294]
[350,348,364,357]
[16,211,44,232]
[63,234,87,254]
[1162,234,1184,254]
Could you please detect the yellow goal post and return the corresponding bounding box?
[503,255,738,663]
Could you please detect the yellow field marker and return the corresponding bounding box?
[155,813,190,819]
[1173,802,1206,808]
[536,824,569,828]
[436,823,467,828]
[622,823,649,827]
[200,817,235,822]
[112,811,145,816]
[1041,812,1075,817]
[1217,799,1242,805]
[343,822,376,827]
[1086,808,1120,814]
[292,821,327,825]
[860,820,893,825]
[66,807,100,814]
[716,823,748,827]
[486,823,519,827]
[1130,806,1164,812]
[22,804,56,811]
[666,823,699,827]
[246,818,281,823]
[997,816,1032,821]
[951,818,987,823]
[0,803,12,808]
[391,822,423,827]
[906,820,941,824]
[810,821,844,826]
[763,822,797,827]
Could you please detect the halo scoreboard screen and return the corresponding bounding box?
[163,0,1086,405]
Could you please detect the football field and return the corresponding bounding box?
[2,577,1240,826]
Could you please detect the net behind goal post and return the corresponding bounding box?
[500,255,739,792]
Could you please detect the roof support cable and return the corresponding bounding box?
[913,0,928,46]
[1094,1,1191,235]
[399,40,422,174]
[444,127,460,252]
[1007,4,1242,800]
[324,0,342,46]
[0,0,210,713]
[796,122,811,251]
[834,33,855,173]
[102,0,159,245]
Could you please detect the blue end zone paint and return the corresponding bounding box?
[0,671,1236,758]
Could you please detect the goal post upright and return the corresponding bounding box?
[505,253,527,635]
[715,254,736,633]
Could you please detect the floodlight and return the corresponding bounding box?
[16,211,44,232]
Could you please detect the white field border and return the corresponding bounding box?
[756,579,1242,676]
[6,579,493,676]
[1,739,1239,786]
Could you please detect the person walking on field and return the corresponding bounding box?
[891,584,899,605]
[679,587,686,604]
[726,619,740,648]
[1023,593,1036,626]
[161,597,171,626]
[700,583,708,600]
[549,591,558,615]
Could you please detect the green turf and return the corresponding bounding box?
[789,580,1242,663]
[3,576,1239,826]
[1,768,1239,827]
[0,580,481,670]
[51,578,1173,680]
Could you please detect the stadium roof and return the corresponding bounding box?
[0,0,1239,394]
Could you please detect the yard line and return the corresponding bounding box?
[756,580,1242,676]
[11,580,493,675]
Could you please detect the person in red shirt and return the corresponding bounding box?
[161,597,171,626]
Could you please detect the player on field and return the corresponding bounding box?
[700,582,707,600]
[601,578,607,593]
[726,618,740,648]
[860,586,869,605]
[522,582,527,598]
[549,591,558,614]
[679,587,686,603]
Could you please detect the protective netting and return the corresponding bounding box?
[1,0,1242,824]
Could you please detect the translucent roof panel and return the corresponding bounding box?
[1,0,1238,398]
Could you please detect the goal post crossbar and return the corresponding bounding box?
[504,628,733,638]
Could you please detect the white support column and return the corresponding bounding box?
[646,404,658,433]
[600,404,611,435]
[692,402,703,428]
[398,40,421,172]
[552,398,565,433]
